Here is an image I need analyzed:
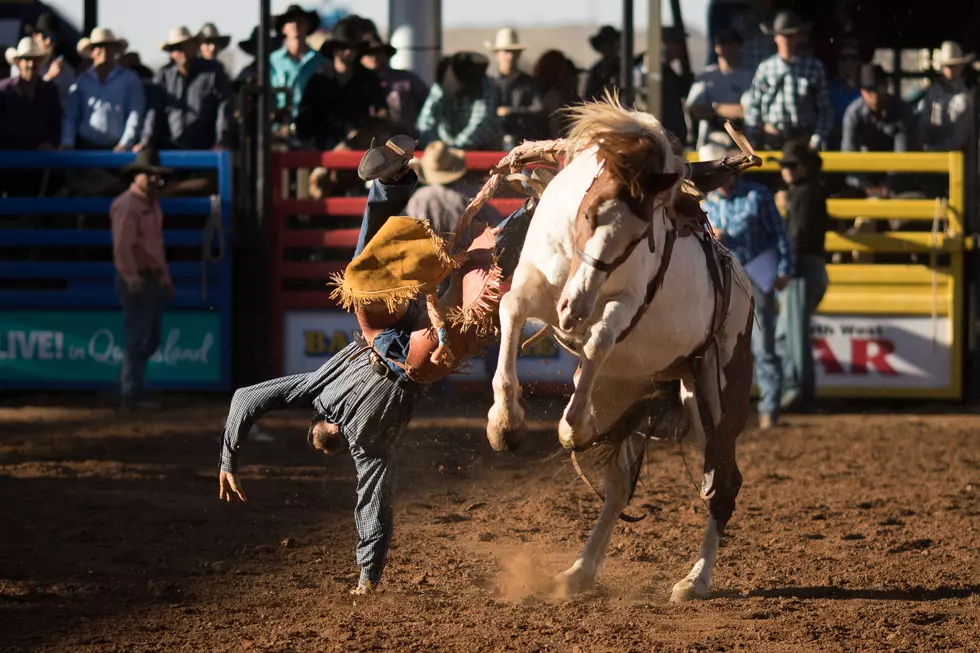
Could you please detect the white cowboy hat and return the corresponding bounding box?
[938,41,975,66]
[160,26,199,51]
[77,27,128,57]
[485,27,526,52]
[419,141,467,185]
[5,36,49,66]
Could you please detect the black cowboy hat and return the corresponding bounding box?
[662,25,688,44]
[274,4,320,33]
[25,11,58,37]
[589,25,621,51]
[121,149,174,177]
[767,140,821,170]
[318,16,369,56]
[197,23,231,50]
[238,25,283,56]
[364,36,396,58]
[437,52,490,96]
[859,63,887,90]
[768,10,810,36]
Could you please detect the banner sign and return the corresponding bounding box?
[811,315,950,388]
[282,311,579,384]
[0,310,221,384]
[282,312,953,393]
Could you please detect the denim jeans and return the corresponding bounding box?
[752,284,782,419]
[115,273,166,404]
[777,255,829,406]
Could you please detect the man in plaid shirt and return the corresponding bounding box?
[417,52,502,150]
[700,143,794,429]
[742,11,833,151]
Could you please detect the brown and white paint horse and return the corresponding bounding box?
[486,96,756,601]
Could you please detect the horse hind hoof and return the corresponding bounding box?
[669,578,709,603]
[488,424,526,452]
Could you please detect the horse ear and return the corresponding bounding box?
[646,173,680,195]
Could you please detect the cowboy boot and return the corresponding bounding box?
[357,135,418,182]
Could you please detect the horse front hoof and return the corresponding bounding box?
[669,577,708,603]
[487,403,526,451]
[554,564,595,598]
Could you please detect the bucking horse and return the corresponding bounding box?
[467,93,763,602]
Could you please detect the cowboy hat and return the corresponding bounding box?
[485,27,526,52]
[238,25,283,56]
[769,11,810,36]
[275,4,320,33]
[160,26,199,52]
[197,23,231,50]
[77,27,128,57]
[121,149,174,177]
[364,37,396,58]
[437,52,490,96]
[317,16,369,56]
[938,41,975,66]
[589,25,621,51]
[858,63,887,90]
[5,37,49,66]
[25,11,58,38]
[419,141,468,185]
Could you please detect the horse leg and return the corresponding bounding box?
[558,297,639,450]
[555,430,646,595]
[670,334,751,602]
[487,264,554,451]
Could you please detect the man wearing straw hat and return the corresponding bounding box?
[215,135,546,595]
[487,27,545,145]
[0,37,62,202]
[61,27,144,152]
[140,26,233,152]
[916,41,974,153]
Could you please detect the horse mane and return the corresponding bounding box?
[561,90,683,199]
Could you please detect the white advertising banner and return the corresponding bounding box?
[282,312,579,384]
[811,315,951,389]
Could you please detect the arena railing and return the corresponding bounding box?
[271,149,967,400]
[0,151,234,392]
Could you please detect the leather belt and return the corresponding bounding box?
[368,352,423,394]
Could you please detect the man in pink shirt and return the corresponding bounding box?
[110,149,175,410]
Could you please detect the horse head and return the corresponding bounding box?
[556,97,687,333]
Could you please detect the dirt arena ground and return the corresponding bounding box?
[1,394,979,652]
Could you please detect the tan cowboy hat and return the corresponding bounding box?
[5,37,49,66]
[419,141,467,185]
[197,23,231,50]
[485,27,526,52]
[77,27,128,57]
[938,41,975,66]
[160,26,199,51]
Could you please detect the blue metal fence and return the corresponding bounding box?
[0,151,233,391]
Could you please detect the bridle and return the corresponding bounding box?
[574,208,659,275]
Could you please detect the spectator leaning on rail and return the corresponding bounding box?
[916,41,974,153]
[296,17,386,150]
[139,26,234,152]
[771,141,830,415]
[12,11,76,110]
[486,28,546,145]
[583,25,621,102]
[361,35,429,139]
[742,11,832,151]
[110,150,175,412]
[700,142,794,431]
[417,52,502,151]
[197,23,231,69]
[686,28,754,150]
[842,64,913,199]
[61,27,145,152]
[269,4,325,129]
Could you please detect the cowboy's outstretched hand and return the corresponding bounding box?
[219,470,247,503]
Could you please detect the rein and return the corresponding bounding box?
[575,217,656,274]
